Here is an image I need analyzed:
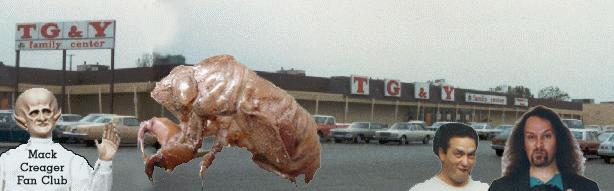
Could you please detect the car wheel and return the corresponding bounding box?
[353,136,360,144]
[334,139,342,143]
[422,136,430,144]
[379,140,387,144]
[496,149,503,157]
[365,138,370,144]
[605,157,613,164]
[317,131,325,139]
[399,136,407,145]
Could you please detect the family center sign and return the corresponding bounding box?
[15,20,115,50]
[13,19,118,113]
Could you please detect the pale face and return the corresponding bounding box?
[524,116,557,168]
[14,88,61,138]
[439,137,477,186]
[24,103,57,138]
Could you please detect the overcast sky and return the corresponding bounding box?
[1,0,613,102]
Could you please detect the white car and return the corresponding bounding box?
[598,132,614,142]
[603,125,614,132]
[374,122,434,144]
[428,121,455,131]
[597,133,614,164]
[470,123,499,140]
[562,119,583,129]
[585,125,603,132]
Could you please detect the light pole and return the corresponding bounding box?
[68,54,75,71]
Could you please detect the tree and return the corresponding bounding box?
[509,86,533,98]
[490,85,510,93]
[538,86,569,101]
[490,85,533,98]
[136,53,153,67]
[136,52,187,67]
[153,53,186,66]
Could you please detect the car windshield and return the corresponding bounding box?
[350,123,369,129]
[391,123,408,130]
[499,128,511,135]
[598,133,613,142]
[496,125,513,130]
[62,115,82,122]
[572,131,583,140]
[0,113,13,124]
[94,116,112,123]
[431,122,447,128]
[471,124,485,129]
[314,116,328,124]
[80,115,104,122]
[563,119,583,129]
[496,125,514,135]
[123,118,140,126]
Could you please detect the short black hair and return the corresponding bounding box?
[432,123,479,157]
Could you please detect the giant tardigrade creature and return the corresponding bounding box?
[138,55,321,183]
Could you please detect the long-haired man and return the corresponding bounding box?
[489,105,599,191]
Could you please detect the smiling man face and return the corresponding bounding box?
[438,137,477,186]
[409,123,488,191]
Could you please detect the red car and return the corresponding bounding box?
[570,129,601,156]
[313,115,348,141]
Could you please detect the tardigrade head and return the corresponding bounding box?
[13,88,61,138]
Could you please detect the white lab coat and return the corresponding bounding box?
[0,137,112,191]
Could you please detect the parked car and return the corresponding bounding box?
[570,129,601,156]
[491,124,514,156]
[470,123,498,140]
[313,115,347,141]
[584,125,603,132]
[374,121,434,145]
[598,133,614,164]
[562,119,583,129]
[603,125,614,132]
[59,114,82,122]
[52,114,82,140]
[493,124,515,137]
[54,113,115,142]
[428,121,455,131]
[331,122,387,143]
[598,132,614,142]
[0,110,29,143]
[62,115,153,146]
[408,120,426,126]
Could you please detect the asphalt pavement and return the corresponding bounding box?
[1,139,611,191]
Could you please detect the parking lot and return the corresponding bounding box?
[1,139,610,191]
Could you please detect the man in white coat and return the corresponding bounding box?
[0,88,120,191]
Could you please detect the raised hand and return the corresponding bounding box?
[96,124,120,161]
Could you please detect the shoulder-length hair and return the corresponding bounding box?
[501,105,585,177]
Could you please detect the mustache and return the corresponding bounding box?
[533,148,547,153]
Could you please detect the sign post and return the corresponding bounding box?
[13,50,20,109]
